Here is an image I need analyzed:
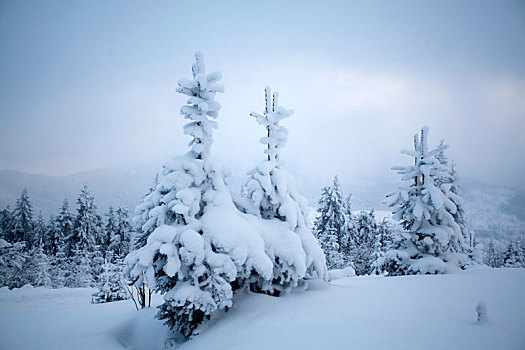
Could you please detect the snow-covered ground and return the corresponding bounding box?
[1,268,524,350]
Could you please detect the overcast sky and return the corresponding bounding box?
[1,0,524,189]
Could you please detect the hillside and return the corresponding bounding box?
[0,268,523,349]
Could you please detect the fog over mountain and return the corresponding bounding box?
[1,165,523,242]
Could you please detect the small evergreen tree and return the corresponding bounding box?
[30,244,52,287]
[502,241,525,268]
[0,239,28,288]
[484,240,503,268]
[50,244,68,287]
[67,246,93,287]
[91,248,105,285]
[92,255,129,303]
[378,126,472,275]
[371,218,394,273]
[350,210,379,275]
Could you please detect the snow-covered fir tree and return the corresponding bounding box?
[0,206,13,241]
[34,212,47,246]
[313,176,348,269]
[68,186,102,255]
[55,199,74,253]
[0,239,28,288]
[240,86,326,294]
[484,240,503,268]
[44,216,61,255]
[67,247,93,287]
[378,126,473,275]
[125,53,274,337]
[133,174,159,249]
[350,210,380,275]
[91,248,105,285]
[29,244,52,287]
[371,218,394,273]
[50,244,69,287]
[108,206,132,258]
[104,207,118,253]
[92,255,129,303]
[502,241,524,268]
[11,188,34,244]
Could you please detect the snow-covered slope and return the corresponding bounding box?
[0,268,523,350]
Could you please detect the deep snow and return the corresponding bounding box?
[1,268,524,350]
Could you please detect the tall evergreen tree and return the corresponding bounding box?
[104,206,118,254]
[313,176,348,269]
[240,86,326,293]
[126,53,272,336]
[109,206,132,258]
[68,186,102,254]
[55,199,73,255]
[0,206,13,241]
[45,216,59,255]
[34,212,47,245]
[11,188,34,244]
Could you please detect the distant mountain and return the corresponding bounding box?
[1,167,523,241]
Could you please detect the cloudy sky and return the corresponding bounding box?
[1,0,524,189]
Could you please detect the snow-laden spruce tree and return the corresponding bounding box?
[104,207,118,253]
[108,206,132,259]
[29,244,52,287]
[313,176,348,269]
[371,218,394,274]
[240,86,326,293]
[0,239,28,288]
[67,247,93,287]
[502,241,525,268]
[378,126,472,275]
[11,188,34,244]
[55,199,73,253]
[0,207,13,241]
[351,210,380,275]
[434,141,480,265]
[34,212,47,246]
[124,53,276,337]
[92,255,129,303]
[67,185,102,255]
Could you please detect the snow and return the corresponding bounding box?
[327,266,356,280]
[1,268,523,350]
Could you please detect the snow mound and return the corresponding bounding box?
[328,266,356,281]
